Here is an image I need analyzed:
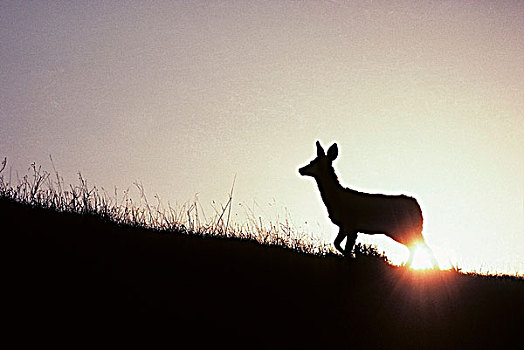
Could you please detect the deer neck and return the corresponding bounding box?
[315,167,343,209]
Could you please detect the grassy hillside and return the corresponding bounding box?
[3,197,523,349]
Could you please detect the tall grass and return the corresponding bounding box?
[1,157,348,256]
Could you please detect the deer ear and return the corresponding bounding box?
[316,141,325,157]
[327,143,338,160]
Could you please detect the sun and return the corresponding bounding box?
[409,244,439,270]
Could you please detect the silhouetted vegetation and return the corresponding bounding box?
[0,157,334,255]
[2,158,523,349]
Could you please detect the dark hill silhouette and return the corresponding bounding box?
[3,197,522,349]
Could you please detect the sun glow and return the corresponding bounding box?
[409,244,440,271]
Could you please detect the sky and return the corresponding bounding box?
[1,1,523,275]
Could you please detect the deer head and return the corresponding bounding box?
[298,141,338,178]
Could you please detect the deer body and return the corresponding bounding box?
[299,141,433,266]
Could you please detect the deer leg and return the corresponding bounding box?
[422,242,439,269]
[333,229,346,255]
[429,251,439,269]
[344,232,358,257]
[406,248,415,267]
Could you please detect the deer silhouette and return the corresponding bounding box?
[299,141,436,267]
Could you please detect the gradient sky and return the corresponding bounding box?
[1,1,523,274]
